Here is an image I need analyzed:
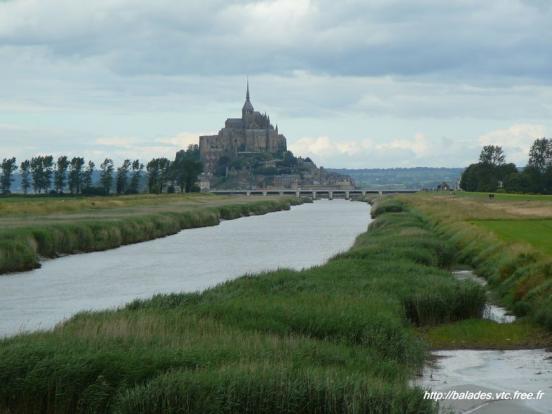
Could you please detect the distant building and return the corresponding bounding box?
[199,82,287,174]
[199,82,354,190]
[436,182,451,191]
[273,174,301,189]
[198,173,210,192]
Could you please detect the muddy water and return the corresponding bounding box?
[417,349,552,413]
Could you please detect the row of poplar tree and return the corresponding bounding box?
[0,145,203,195]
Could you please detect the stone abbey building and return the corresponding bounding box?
[199,83,287,174]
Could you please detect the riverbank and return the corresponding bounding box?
[0,194,305,275]
[397,192,552,331]
[376,195,552,413]
[0,200,370,337]
[0,199,485,413]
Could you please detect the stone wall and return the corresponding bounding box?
[200,120,286,173]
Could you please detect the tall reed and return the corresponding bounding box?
[399,194,552,330]
[0,199,484,413]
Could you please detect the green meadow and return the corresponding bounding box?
[454,191,552,202]
[472,219,552,255]
[0,199,490,414]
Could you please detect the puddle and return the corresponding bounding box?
[416,271,547,412]
[484,305,516,324]
[452,270,516,324]
[453,270,488,287]
[415,349,552,413]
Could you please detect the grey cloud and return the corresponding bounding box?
[1,0,551,169]
[0,0,550,81]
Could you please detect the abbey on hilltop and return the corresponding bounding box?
[199,82,354,190]
[199,81,287,174]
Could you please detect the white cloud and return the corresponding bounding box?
[290,133,473,168]
[479,124,547,164]
[377,133,429,157]
[0,124,206,164]
[157,132,205,148]
[95,137,134,148]
[290,136,340,157]
[290,133,429,160]
[91,132,206,162]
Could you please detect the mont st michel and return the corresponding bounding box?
[199,83,354,190]
[2,2,551,414]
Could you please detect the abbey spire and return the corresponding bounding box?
[242,79,254,118]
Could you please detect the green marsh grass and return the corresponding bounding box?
[0,200,486,413]
[419,319,552,349]
[399,193,552,331]
[0,196,303,274]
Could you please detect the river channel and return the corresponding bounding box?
[0,199,371,337]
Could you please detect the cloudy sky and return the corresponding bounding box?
[1,0,551,168]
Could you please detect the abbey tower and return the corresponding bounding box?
[199,82,287,174]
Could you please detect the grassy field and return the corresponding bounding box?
[398,191,552,331]
[0,194,304,275]
[472,219,552,255]
[0,199,491,414]
[454,191,552,202]
[418,319,552,349]
[0,193,288,222]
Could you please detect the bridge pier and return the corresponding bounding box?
[246,191,251,196]
[329,191,333,200]
[345,191,349,200]
[361,191,366,197]
[262,191,267,196]
[295,190,300,197]
[312,191,317,199]
[378,191,383,197]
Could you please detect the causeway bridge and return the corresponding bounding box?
[209,188,418,200]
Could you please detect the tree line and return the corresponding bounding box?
[460,138,552,193]
[0,145,203,195]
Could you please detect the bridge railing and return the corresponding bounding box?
[208,188,418,199]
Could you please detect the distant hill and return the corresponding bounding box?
[328,167,464,190]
